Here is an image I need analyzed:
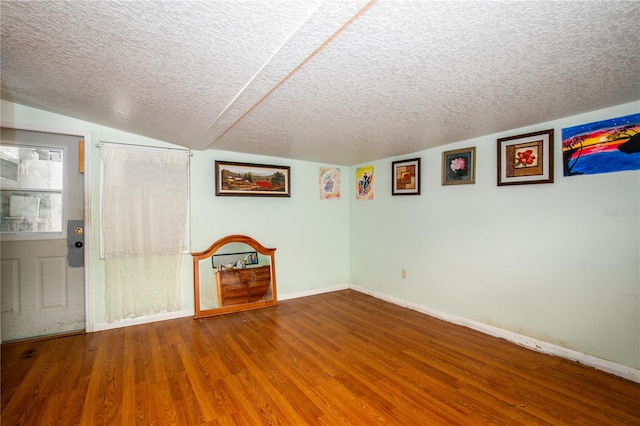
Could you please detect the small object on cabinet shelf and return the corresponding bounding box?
[212,250,259,269]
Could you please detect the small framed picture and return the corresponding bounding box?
[497,129,554,186]
[356,165,375,200]
[442,147,476,185]
[215,161,290,196]
[391,158,420,195]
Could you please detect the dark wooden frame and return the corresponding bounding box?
[442,147,476,185]
[497,129,554,186]
[215,160,290,197]
[391,158,421,195]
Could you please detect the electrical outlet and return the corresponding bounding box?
[401,268,407,279]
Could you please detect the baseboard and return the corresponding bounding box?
[278,284,350,301]
[88,284,640,384]
[92,309,194,332]
[91,286,349,331]
[349,284,640,384]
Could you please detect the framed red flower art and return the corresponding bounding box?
[497,129,554,186]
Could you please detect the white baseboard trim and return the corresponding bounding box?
[92,309,194,332]
[278,284,349,301]
[88,284,639,383]
[349,284,640,384]
[91,285,351,332]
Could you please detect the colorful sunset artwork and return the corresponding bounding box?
[562,113,640,177]
[355,165,374,200]
[319,167,340,200]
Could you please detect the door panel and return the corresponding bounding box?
[1,240,85,338]
[39,254,67,310]
[1,258,20,313]
[1,128,85,342]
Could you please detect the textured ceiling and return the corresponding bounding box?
[2,0,639,165]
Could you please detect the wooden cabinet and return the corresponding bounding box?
[216,265,272,306]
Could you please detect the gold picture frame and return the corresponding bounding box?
[442,147,476,185]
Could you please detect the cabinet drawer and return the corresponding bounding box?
[219,270,242,285]
[237,269,253,283]
[253,267,271,280]
[222,295,248,306]
[249,283,270,297]
[221,284,248,299]
[248,277,270,287]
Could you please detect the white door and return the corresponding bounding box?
[1,128,85,342]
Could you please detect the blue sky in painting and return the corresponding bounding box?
[562,113,640,139]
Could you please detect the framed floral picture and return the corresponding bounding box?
[392,158,420,195]
[497,129,554,186]
[442,147,475,185]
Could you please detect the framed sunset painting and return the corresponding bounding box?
[562,113,640,177]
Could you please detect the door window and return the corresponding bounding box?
[0,145,64,234]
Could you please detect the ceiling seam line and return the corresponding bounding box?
[209,0,378,148]
[203,1,326,131]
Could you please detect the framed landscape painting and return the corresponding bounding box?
[215,161,290,197]
[562,113,640,177]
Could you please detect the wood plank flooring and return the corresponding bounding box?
[2,289,639,425]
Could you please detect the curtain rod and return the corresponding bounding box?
[96,141,193,156]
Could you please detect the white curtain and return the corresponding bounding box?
[100,144,189,323]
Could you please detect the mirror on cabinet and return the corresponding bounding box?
[192,234,277,318]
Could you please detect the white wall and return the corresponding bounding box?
[350,101,640,370]
[1,101,351,329]
[189,150,351,297]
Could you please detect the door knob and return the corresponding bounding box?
[75,241,83,248]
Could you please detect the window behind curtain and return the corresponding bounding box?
[99,143,190,322]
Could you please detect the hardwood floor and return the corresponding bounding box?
[2,289,639,425]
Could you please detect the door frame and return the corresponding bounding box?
[1,121,93,334]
